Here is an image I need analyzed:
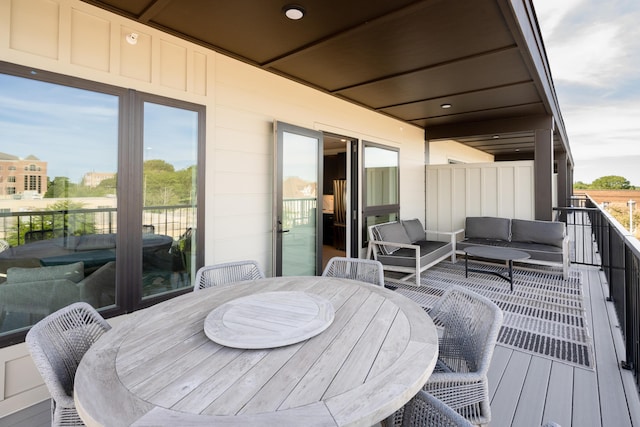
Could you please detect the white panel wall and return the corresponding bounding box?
[428,139,494,164]
[0,0,427,416]
[425,161,535,232]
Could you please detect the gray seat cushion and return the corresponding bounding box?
[378,241,451,268]
[458,239,563,263]
[465,217,511,241]
[506,241,564,262]
[511,219,565,248]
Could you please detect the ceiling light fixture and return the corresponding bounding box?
[492,135,500,139]
[440,103,452,109]
[126,32,139,45]
[283,5,305,20]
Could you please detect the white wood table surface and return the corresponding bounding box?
[74,276,439,427]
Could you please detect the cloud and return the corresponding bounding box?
[533,0,640,185]
[535,0,640,88]
[533,0,585,36]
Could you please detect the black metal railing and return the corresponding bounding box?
[0,205,195,245]
[557,195,640,390]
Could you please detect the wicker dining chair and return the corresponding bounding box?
[386,390,473,427]
[422,286,503,425]
[321,256,385,286]
[193,260,265,291]
[25,302,111,427]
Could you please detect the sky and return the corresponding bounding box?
[0,74,197,183]
[533,0,640,186]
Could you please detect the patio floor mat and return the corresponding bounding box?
[385,261,594,370]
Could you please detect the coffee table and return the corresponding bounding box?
[464,246,531,291]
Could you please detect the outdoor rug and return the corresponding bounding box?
[385,261,594,370]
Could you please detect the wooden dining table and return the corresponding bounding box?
[74,276,439,426]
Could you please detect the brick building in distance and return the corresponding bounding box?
[0,152,47,199]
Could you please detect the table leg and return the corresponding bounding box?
[508,260,514,292]
[465,255,469,278]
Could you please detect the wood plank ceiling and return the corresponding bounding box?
[81,0,572,162]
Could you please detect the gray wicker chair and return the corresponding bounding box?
[25,302,111,426]
[422,286,503,425]
[387,390,473,427]
[193,260,265,291]
[321,256,385,286]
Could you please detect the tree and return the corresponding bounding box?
[45,176,77,198]
[573,181,589,189]
[591,175,631,190]
[6,200,95,246]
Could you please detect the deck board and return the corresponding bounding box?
[489,350,531,426]
[543,362,574,426]
[511,356,551,427]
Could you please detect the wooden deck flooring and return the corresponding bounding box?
[488,263,640,427]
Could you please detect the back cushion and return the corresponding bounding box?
[465,217,511,241]
[511,219,565,248]
[6,261,84,284]
[372,222,412,254]
[402,219,426,242]
[76,234,116,251]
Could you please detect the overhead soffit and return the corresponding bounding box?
[81,0,567,160]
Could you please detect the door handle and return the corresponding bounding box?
[277,220,290,233]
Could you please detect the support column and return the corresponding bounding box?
[556,152,568,209]
[535,126,554,220]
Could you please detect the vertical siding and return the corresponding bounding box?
[426,161,535,232]
[0,0,427,418]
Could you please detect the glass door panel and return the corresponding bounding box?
[141,102,198,297]
[362,143,400,247]
[0,73,119,336]
[274,122,322,276]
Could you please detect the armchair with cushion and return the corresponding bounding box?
[0,261,116,331]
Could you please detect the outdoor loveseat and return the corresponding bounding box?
[457,216,570,279]
[367,219,459,286]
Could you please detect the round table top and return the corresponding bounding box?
[464,245,531,261]
[74,276,438,427]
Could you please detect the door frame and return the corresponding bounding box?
[273,121,323,276]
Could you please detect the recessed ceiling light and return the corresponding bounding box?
[283,5,305,20]
[440,103,452,109]
[492,135,500,139]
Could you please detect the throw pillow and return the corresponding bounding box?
[511,219,565,248]
[402,219,426,242]
[372,222,412,254]
[465,217,511,241]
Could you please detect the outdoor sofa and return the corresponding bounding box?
[367,219,460,286]
[456,216,570,279]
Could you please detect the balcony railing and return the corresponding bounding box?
[0,205,194,244]
[556,195,640,391]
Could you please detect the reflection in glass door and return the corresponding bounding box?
[0,71,120,336]
[274,122,323,276]
[141,101,199,297]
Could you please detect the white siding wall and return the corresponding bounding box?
[428,139,494,164]
[425,161,535,233]
[0,0,427,416]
